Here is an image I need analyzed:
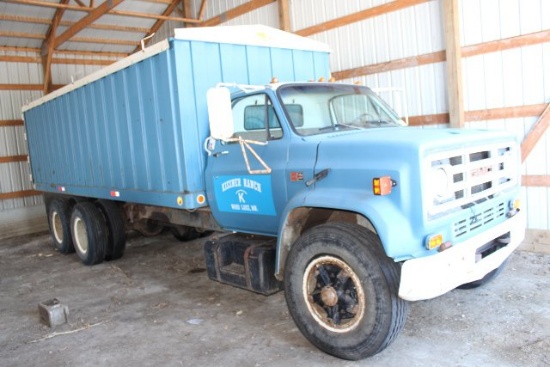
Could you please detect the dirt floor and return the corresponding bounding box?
[0,231,549,367]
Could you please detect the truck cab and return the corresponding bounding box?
[204,81,525,359]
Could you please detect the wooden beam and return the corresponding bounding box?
[466,104,547,121]
[442,0,464,128]
[0,155,27,164]
[0,13,150,33]
[0,46,128,58]
[197,0,208,20]
[295,0,428,37]
[0,56,39,63]
[333,30,550,81]
[0,190,41,201]
[0,120,24,127]
[4,0,90,12]
[109,9,201,23]
[4,0,201,23]
[462,29,550,57]
[51,58,116,66]
[133,0,183,53]
[0,84,64,91]
[278,0,291,31]
[0,31,45,40]
[521,103,550,163]
[52,0,124,49]
[202,0,275,27]
[41,0,69,94]
[409,113,449,126]
[522,175,550,187]
[333,51,446,80]
[407,103,547,127]
[0,55,120,66]
[69,37,138,46]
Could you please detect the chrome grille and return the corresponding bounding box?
[426,142,518,218]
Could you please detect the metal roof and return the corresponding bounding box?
[0,0,201,54]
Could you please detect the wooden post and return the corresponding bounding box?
[278,0,291,32]
[442,0,464,128]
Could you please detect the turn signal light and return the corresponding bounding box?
[426,234,443,250]
[373,176,394,195]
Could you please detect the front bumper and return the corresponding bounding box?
[398,210,525,301]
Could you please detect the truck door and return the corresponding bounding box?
[205,92,288,235]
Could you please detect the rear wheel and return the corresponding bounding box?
[96,200,126,261]
[47,198,74,254]
[170,225,201,241]
[284,223,408,360]
[135,219,165,237]
[70,202,107,265]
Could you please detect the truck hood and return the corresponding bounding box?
[312,127,517,157]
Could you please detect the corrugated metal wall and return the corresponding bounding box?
[1,0,548,235]
[0,51,108,237]
[460,0,550,230]
[0,50,42,211]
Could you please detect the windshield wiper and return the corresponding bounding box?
[319,123,363,132]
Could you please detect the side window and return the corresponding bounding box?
[232,94,283,141]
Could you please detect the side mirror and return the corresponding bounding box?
[207,87,234,140]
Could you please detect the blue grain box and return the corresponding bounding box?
[23,26,331,209]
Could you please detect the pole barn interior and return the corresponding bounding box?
[0,0,549,243]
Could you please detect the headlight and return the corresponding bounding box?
[429,165,451,199]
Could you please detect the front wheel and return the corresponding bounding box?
[284,223,408,360]
[457,260,508,289]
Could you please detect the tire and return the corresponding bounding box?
[457,260,508,290]
[46,198,75,254]
[96,200,126,261]
[170,225,201,241]
[284,222,409,360]
[134,219,165,237]
[70,202,107,266]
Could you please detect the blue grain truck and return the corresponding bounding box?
[23,26,525,360]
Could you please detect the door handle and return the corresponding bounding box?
[213,151,229,157]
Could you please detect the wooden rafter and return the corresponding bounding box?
[133,0,183,53]
[40,0,68,93]
[197,0,208,20]
[0,46,128,58]
[0,31,45,40]
[0,13,149,33]
[4,0,201,23]
[52,0,124,50]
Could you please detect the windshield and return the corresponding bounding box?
[278,84,405,136]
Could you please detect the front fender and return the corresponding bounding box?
[275,188,418,278]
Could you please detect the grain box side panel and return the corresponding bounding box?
[24,45,206,209]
